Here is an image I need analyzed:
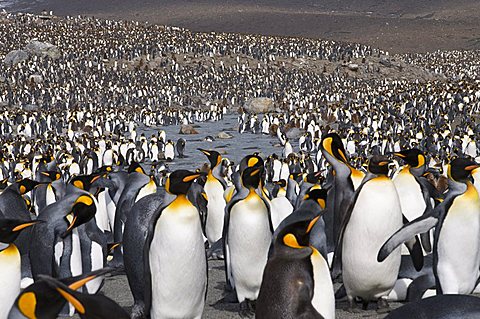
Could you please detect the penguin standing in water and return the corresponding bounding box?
[0,219,40,318]
[143,170,207,319]
[224,165,272,316]
[335,155,402,312]
[176,138,186,158]
[164,140,175,161]
[379,158,480,296]
[199,149,227,245]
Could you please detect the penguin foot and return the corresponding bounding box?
[346,298,362,313]
[130,303,146,319]
[376,298,391,314]
[239,299,255,318]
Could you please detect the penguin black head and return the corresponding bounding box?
[96,165,114,174]
[39,170,62,181]
[321,132,349,164]
[274,179,287,188]
[276,216,321,254]
[244,153,264,169]
[241,166,263,189]
[128,162,145,174]
[393,148,426,168]
[198,149,222,168]
[15,178,41,195]
[448,158,479,182]
[368,156,391,176]
[62,194,96,238]
[0,219,41,243]
[14,270,127,319]
[303,188,328,210]
[165,170,203,195]
[70,174,101,191]
[304,171,324,184]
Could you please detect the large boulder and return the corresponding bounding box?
[244,97,274,114]
[3,50,28,65]
[24,40,61,59]
[179,124,198,135]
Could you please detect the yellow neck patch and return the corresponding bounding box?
[73,180,84,189]
[283,233,303,249]
[75,195,93,206]
[18,292,37,319]
[168,194,193,211]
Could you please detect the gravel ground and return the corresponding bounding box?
[99,259,402,318]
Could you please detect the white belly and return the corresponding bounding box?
[85,241,104,294]
[228,192,271,302]
[149,202,206,319]
[95,192,110,232]
[393,171,426,222]
[205,178,226,244]
[437,188,480,294]
[343,177,402,300]
[270,196,293,230]
[311,248,335,319]
[0,245,21,319]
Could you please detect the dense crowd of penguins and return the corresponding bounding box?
[0,10,480,319]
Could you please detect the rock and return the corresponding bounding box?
[217,131,233,139]
[24,40,60,59]
[4,50,28,65]
[379,58,392,68]
[286,127,303,139]
[348,63,359,71]
[244,97,274,114]
[28,74,43,84]
[179,124,198,135]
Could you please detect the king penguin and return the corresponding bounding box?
[143,170,207,319]
[379,158,480,296]
[199,149,227,245]
[224,165,272,316]
[335,155,402,311]
[0,219,40,319]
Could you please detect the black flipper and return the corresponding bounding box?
[378,214,438,263]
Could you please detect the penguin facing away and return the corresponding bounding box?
[256,218,325,319]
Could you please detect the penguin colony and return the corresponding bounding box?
[0,10,480,319]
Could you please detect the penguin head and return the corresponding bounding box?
[274,179,287,188]
[62,194,96,238]
[14,270,126,319]
[40,170,62,181]
[127,162,145,174]
[244,153,264,169]
[276,215,322,254]
[448,158,479,182]
[368,156,392,176]
[15,178,41,195]
[303,188,328,209]
[393,148,426,168]
[304,171,324,184]
[321,132,349,164]
[0,219,41,243]
[241,166,263,189]
[198,149,222,168]
[165,170,203,195]
[69,174,101,191]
